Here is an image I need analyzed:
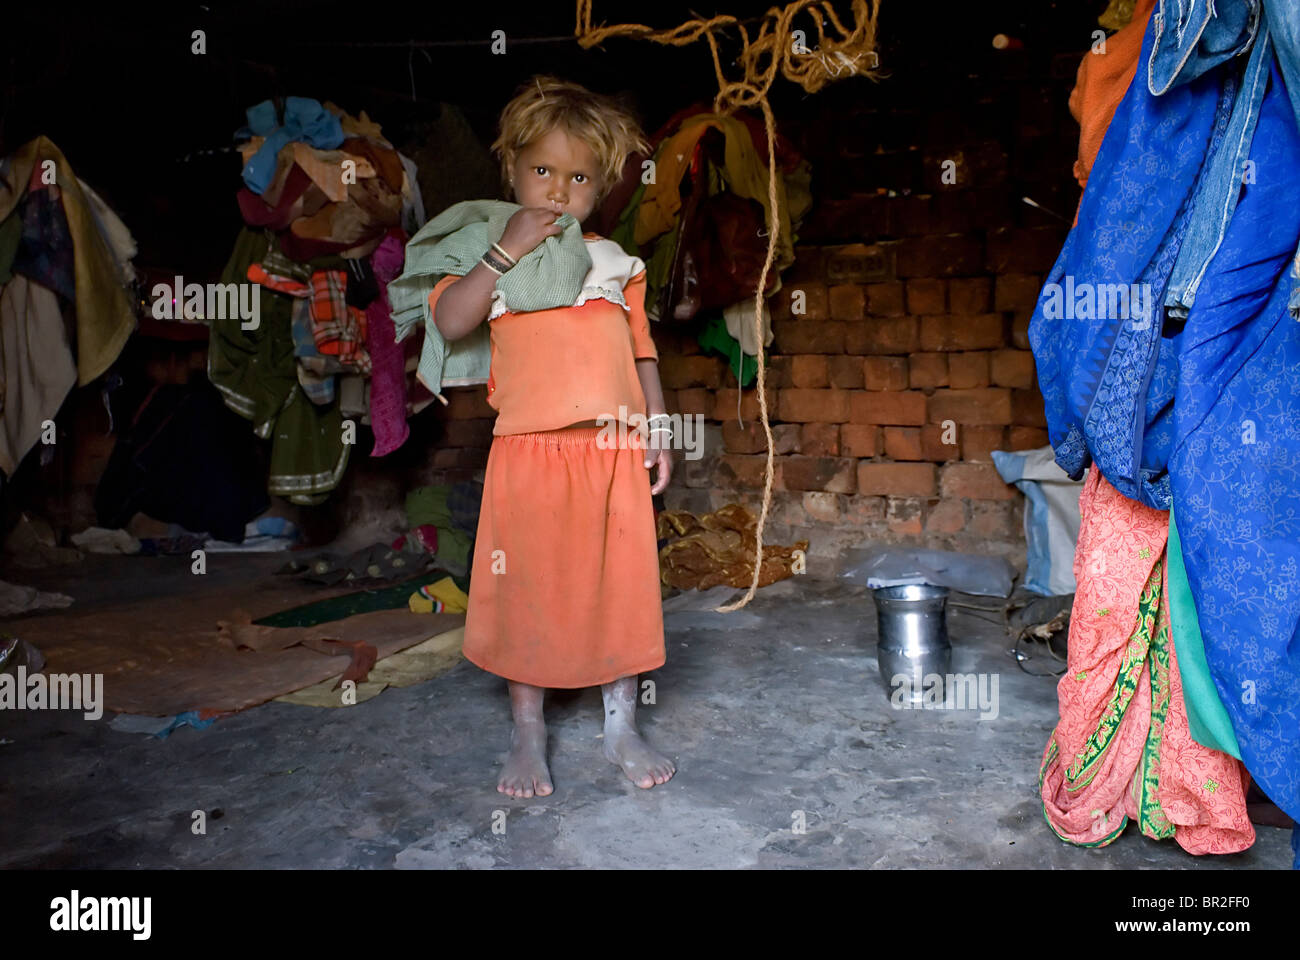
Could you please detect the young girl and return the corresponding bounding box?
[430,76,676,797]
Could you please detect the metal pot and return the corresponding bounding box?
[874,584,951,703]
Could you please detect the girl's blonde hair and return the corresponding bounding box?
[491,75,650,203]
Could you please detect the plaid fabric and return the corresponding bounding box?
[247,263,309,297]
[262,243,313,283]
[308,270,371,374]
[291,299,335,405]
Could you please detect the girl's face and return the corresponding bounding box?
[510,128,604,223]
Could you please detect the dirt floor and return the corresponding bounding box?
[0,552,1291,869]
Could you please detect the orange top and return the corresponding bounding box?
[428,250,659,437]
[1067,0,1157,225]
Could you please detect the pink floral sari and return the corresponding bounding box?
[1039,466,1254,855]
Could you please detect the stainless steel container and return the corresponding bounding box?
[874,584,951,702]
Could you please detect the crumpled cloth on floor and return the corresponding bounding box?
[70,526,141,554]
[277,542,437,586]
[657,503,808,590]
[1,513,81,567]
[0,580,73,616]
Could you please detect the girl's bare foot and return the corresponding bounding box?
[498,680,552,798]
[601,676,675,789]
[498,720,552,798]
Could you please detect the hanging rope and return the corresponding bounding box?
[576,1,884,611]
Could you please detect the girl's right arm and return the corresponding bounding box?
[433,207,564,342]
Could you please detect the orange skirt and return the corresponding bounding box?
[462,425,666,688]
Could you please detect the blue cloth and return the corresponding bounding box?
[1029,13,1237,508]
[1164,24,1274,320]
[1260,0,1300,317]
[1147,0,1261,94]
[1170,54,1300,823]
[238,97,344,196]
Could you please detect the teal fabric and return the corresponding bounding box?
[387,200,592,395]
[1167,505,1242,759]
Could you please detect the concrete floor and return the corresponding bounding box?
[0,554,1291,869]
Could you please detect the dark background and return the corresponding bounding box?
[3,1,1104,274]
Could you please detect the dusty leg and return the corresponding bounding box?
[497,681,553,798]
[601,675,675,789]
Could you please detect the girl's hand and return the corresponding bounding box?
[644,433,673,495]
[497,207,563,263]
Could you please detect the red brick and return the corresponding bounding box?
[676,388,713,417]
[825,243,896,284]
[723,420,768,454]
[791,355,830,388]
[1011,312,1032,350]
[850,390,927,425]
[659,354,723,389]
[1007,426,1049,450]
[991,349,1036,388]
[783,456,856,493]
[906,278,946,315]
[948,351,991,389]
[772,423,801,453]
[897,235,984,277]
[765,355,794,388]
[928,388,1013,425]
[789,283,829,320]
[960,425,1005,461]
[887,497,924,537]
[779,388,850,423]
[712,388,779,422]
[986,227,1063,274]
[948,277,992,315]
[845,494,887,522]
[858,462,937,497]
[864,356,909,391]
[969,500,1014,538]
[883,426,924,461]
[799,423,840,456]
[772,320,846,354]
[841,424,880,457]
[829,284,866,321]
[921,422,959,461]
[1012,388,1048,427]
[444,387,495,419]
[925,498,966,534]
[866,282,905,317]
[845,317,920,355]
[909,352,949,389]
[919,314,1004,351]
[995,274,1042,312]
[828,355,865,389]
[940,462,1016,500]
[803,492,842,523]
[716,455,783,490]
[786,248,827,284]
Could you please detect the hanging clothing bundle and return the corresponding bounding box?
[608,105,811,386]
[212,98,437,503]
[0,136,139,477]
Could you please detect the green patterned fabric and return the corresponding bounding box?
[208,228,349,505]
[387,200,592,395]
